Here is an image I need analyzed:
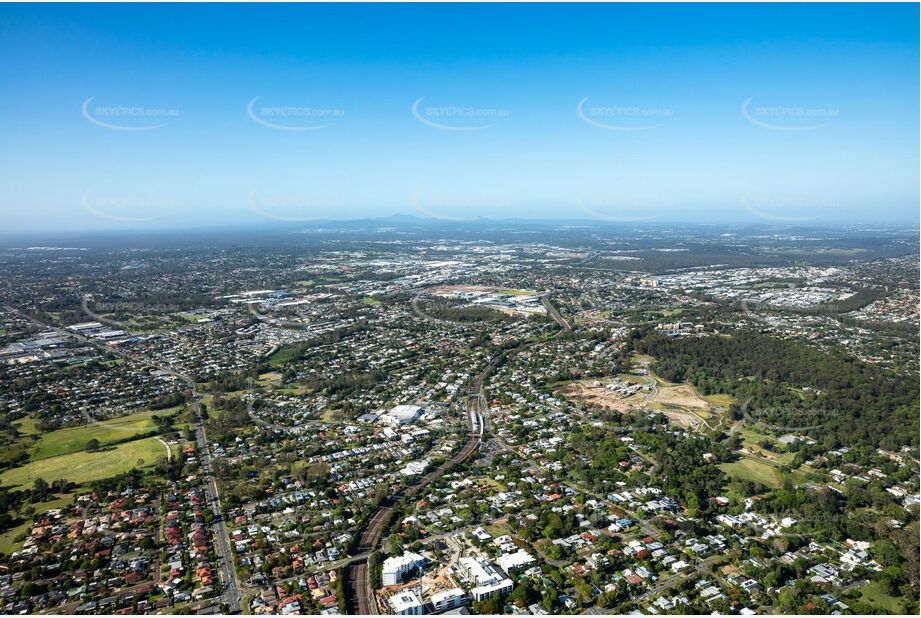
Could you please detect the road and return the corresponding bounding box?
[10,302,244,613]
[342,296,571,614]
[637,554,724,600]
[155,437,173,461]
[541,294,572,332]
[192,388,244,612]
[342,353,489,615]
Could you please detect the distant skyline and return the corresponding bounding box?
[0,3,918,232]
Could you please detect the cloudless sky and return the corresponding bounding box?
[0,3,918,231]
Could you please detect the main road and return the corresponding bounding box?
[541,294,572,333]
[9,301,244,613]
[190,383,243,613]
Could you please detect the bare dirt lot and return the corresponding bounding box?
[654,383,710,411]
[559,378,647,413]
[561,375,717,430]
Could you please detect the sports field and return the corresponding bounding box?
[28,408,179,460]
[1,438,165,490]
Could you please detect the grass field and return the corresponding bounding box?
[702,393,735,408]
[720,458,783,489]
[321,408,352,423]
[722,454,812,488]
[1,437,165,490]
[28,408,179,461]
[478,477,507,492]
[13,416,39,436]
[268,344,303,367]
[858,581,907,613]
[273,385,312,395]
[629,353,655,364]
[255,372,283,388]
[2,418,40,467]
[177,312,205,322]
[735,425,797,466]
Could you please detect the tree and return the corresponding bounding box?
[475,597,500,614]
[508,583,529,608]
[30,478,51,503]
[85,438,100,452]
[384,533,401,556]
[304,461,329,484]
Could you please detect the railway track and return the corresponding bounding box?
[347,562,371,615]
[343,299,565,614]
[343,374,485,614]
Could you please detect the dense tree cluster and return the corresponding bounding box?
[634,331,919,450]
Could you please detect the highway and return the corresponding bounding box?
[541,294,572,333]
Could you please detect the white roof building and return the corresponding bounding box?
[470,578,513,602]
[430,588,466,613]
[496,549,536,573]
[389,591,424,615]
[382,404,424,426]
[458,556,503,586]
[382,552,426,586]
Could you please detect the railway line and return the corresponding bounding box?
[343,368,487,614]
[342,298,565,615]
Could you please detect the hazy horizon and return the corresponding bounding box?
[1,214,919,249]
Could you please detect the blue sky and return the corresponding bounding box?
[0,3,918,231]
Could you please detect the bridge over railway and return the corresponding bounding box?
[342,297,569,614]
[342,361,489,614]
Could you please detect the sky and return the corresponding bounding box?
[0,3,918,232]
